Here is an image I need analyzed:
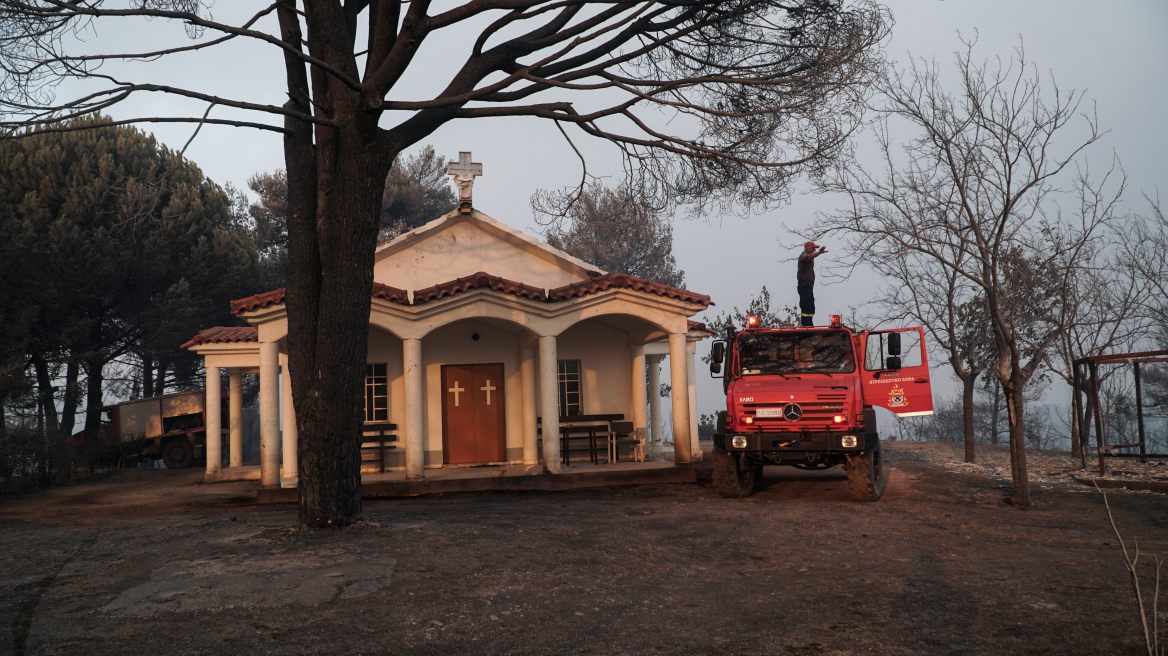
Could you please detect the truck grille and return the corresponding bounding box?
[741,401,846,425]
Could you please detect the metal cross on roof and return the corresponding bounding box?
[446,151,482,212]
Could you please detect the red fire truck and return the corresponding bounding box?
[709,314,934,500]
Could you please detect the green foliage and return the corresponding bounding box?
[698,413,717,440]
[242,170,289,291]
[243,147,458,275]
[0,114,257,437]
[704,286,796,335]
[539,183,685,288]
[699,286,797,365]
[0,188,34,418]
[379,146,458,242]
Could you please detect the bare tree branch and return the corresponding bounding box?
[0,0,891,528]
[812,35,1120,506]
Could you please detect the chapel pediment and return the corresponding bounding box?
[373,210,604,295]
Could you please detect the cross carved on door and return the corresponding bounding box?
[448,381,464,406]
[480,380,496,405]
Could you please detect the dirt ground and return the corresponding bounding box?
[2,442,1167,656]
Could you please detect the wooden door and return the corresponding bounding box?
[441,363,506,464]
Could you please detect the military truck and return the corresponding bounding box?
[709,314,934,500]
[65,389,226,469]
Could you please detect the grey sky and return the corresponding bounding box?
[79,0,1168,419]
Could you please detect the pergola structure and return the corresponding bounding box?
[1072,349,1168,475]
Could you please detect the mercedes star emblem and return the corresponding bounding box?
[783,403,803,421]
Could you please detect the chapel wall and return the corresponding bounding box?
[556,320,634,419]
[366,327,406,470]
[374,221,587,291]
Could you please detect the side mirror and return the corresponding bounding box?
[709,341,725,377]
[887,332,901,356]
[886,356,901,371]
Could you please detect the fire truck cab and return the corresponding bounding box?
[709,315,934,500]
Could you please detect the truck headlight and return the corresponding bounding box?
[731,435,748,449]
[840,435,858,448]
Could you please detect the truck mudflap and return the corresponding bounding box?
[714,431,878,453]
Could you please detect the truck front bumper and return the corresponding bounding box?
[714,431,878,453]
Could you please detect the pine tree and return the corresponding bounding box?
[0,115,257,455]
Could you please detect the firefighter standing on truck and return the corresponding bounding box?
[797,241,826,326]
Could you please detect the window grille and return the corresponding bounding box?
[558,360,582,416]
[365,363,388,422]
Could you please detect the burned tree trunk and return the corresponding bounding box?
[59,358,79,438]
[962,372,977,463]
[990,382,1002,445]
[81,355,105,471]
[1004,381,1031,506]
[30,350,60,440]
[286,131,393,528]
[278,2,398,526]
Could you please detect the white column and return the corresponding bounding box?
[228,369,243,468]
[631,344,648,444]
[687,341,701,462]
[204,363,222,474]
[404,338,425,480]
[259,341,280,487]
[669,332,693,464]
[539,335,561,474]
[281,357,297,484]
[647,355,663,446]
[520,346,539,465]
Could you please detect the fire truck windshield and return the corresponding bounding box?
[736,330,855,375]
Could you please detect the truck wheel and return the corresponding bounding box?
[847,440,888,501]
[162,439,194,470]
[712,450,756,498]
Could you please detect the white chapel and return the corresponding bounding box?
[183,153,713,487]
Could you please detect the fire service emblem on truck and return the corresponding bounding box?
[888,385,908,408]
[783,403,803,421]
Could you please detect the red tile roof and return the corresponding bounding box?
[547,273,712,307]
[231,283,409,314]
[371,282,411,305]
[181,326,258,349]
[412,271,547,305]
[688,320,715,334]
[231,288,285,314]
[226,273,709,324]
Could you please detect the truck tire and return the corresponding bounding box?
[162,438,195,470]
[847,440,888,501]
[712,450,756,498]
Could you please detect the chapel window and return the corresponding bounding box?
[364,363,388,422]
[557,360,582,416]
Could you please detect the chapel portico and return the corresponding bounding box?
[183,154,713,491]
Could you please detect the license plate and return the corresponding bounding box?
[755,407,784,418]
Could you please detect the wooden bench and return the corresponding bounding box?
[360,422,398,473]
